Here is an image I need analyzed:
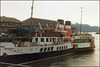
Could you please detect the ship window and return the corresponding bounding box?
[46,38,48,42]
[47,47,50,51]
[44,48,47,52]
[60,46,61,50]
[41,38,44,42]
[57,38,60,41]
[64,46,66,49]
[40,48,43,52]
[51,47,53,51]
[52,38,55,42]
[50,38,52,42]
[66,46,67,49]
[57,47,59,50]
[35,38,38,42]
[62,46,63,49]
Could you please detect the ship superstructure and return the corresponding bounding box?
[0,20,95,64]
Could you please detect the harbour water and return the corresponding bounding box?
[24,32,100,67]
[0,32,99,67]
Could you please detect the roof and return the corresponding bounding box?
[0,16,21,23]
[22,17,57,27]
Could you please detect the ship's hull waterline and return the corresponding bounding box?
[0,47,94,64]
[0,49,73,64]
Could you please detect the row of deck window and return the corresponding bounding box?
[73,36,83,39]
[40,46,67,52]
[14,46,67,52]
[57,46,67,50]
[34,38,60,42]
[14,48,36,52]
[40,47,53,52]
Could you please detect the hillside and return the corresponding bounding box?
[72,23,100,32]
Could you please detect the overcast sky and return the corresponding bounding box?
[1,0,99,26]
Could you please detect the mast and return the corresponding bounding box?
[31,0,34,17]
[80,7,82,34]
[29,0,34,41]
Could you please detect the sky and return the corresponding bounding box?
[1,0,99,26]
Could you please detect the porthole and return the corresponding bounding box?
[17,50,19,51]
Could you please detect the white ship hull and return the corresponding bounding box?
[0,42,94,64]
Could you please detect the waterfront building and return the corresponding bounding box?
[0,16,22,35]
[22,17,57,31]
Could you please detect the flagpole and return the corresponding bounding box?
[80,7,82,34]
